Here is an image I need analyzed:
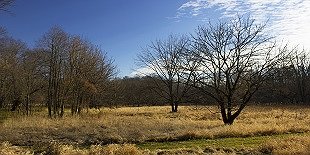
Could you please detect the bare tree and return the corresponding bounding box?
[38,26,69,118]
[137,35,195,112]
[289,50,310,103]
[37,27,117,117]
[189,16,289,124]
[0,0,14,12]
[66,36,116,114]
[20,49,46,115]
[0,36,26,110]
[0,27,7,37]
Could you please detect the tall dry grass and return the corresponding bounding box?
[260,134,310,154]
[0,142,261,155]
[0,142,33,155]
[0,142,146,155]
[0,105,310,147]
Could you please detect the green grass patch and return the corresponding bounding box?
[137,132,308,150]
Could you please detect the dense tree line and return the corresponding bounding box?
[0,27,117,117]
[117,76,210,107]
[254,50,310,104]
[116,63,310,107]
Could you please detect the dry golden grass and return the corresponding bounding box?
[0,142,146,155]
[1,105,310,146]
[0,142,33,155]
[261,134,310,155]
[0,142,258,155]
[0,105,310,154]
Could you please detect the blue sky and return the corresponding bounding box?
[0,0,309,77]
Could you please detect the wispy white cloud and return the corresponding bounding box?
[178,0,310,50]
[129,67,155,77]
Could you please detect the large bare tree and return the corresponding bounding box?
[190,16,289,124]
[137,35,195,112]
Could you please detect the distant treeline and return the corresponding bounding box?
[117,67,310,106]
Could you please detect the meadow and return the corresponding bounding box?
[0,105,310,154]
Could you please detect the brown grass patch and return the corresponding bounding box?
[261,135,310,154]
[0,142,33,155]
[0,141,260,155]
[0,105,310,147]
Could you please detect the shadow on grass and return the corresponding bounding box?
[0,109,10,124]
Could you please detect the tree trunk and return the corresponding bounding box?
[71,103,75,115]
[221,113,236,125]
[220,103,245,125]
[223,117,235,125]
[173,101,178,112]
[171,103,175,112]
[26,94,30,116]
[60,103,64,117]
[48,103,52,118]
[220,106,229,124]
[171,101,178,112]
[0,96,4,109]
[220,104,238,125]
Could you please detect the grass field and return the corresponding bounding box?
[0,105,310,154]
